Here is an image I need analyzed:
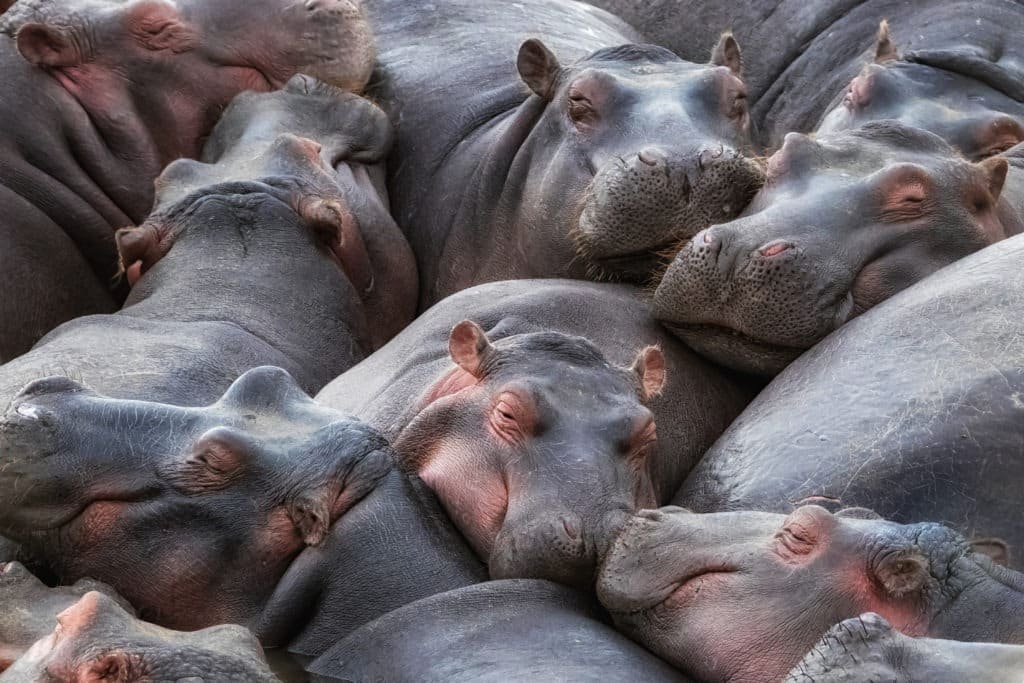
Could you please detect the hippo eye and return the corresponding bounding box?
[568,94,597,126]
[729,93,747,121]
[489,394,533,445]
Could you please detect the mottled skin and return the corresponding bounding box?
[584,0,1024,146]
[1,591,279,682]
[0,0,375,361]
[598,506,1024,683]
[819,22,1024,160]
[0,367,469,658]
[0,81,395,406]
[653,122,1022,375]
[363,0,762,306]
[317,280,756,588]
[308,580,690,683]
[676,235,1024,570]
[0,562,132,672]
[787,613,1024,683]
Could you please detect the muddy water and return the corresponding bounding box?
[266,648,312,682]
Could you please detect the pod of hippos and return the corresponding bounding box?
[0,0,1022,681]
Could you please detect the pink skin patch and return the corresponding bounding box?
[125,261,144,286]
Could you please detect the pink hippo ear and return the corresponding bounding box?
[449,320,494,378]
[874,20,899,63]
[977,155,1009,201]
[517,38,562,99]
[16,23,83,67]
[710,31,743,76]
[630,346,667,402]
[115,223,170,286]
[874,549,929,598]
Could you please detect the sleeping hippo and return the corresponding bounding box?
[0,0,375,361]
[818,21,1024,160]
[317,280,756,588]
[652,121,1023,375]
[0,78,403,406]
[0,591,279,682]
[598,506,1024,683]
[675,234,1024,569]
[308,580,690,682]
[787,613,1024,683]
[362,0,764,305]
[0,562,133,672]
[0,367,484,658]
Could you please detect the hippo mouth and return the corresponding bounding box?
[660,321,808,376]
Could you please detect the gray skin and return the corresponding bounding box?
[787,613,1024,683]
[652,121,1023,375]
[363,0,764,307]
[597,506,1024,683]
[0,80,398,407]
[317,280,756,590]
[308,580,690,683]
[818,22,1024,161]
[675,234,1024,572]
[0,562,133,672]
[1,591,279,682]
[583,0,1024,147]
[0,0,375,362]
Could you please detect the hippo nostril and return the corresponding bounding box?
[698,227,718,246]
[759,241,792,258]
[698,145,726,170]
[638,147,668,167]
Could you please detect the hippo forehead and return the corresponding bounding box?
[484,335,634,393]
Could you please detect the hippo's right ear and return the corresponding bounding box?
[630,346,667,402]
[115,224,169,286]
[874,20,899,63]
[710,31,742,76]
[978,155,1009,201]
[16,23,84,67]
[971,538,1011,567]
[517,39,562,99]
[449,320,494,378]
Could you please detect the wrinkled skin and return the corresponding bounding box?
[787,613,1024,683]
[0,80,394,406]
[675,235,1024,570]
[0,0,375,361]
[598,506,1024,683]
[0,367,397,643]
[582,0,1024,147]
[308,580,690,683]
[0,562,132,672]
[652,121,1023,375]
[1,591,279,682]
[317,280,756,589]
[364,0,763,306]
[819,23,1024,160]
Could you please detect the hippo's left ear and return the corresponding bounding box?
[874,20,899,63]
[518,39,562,99]
[873,549,929,598]
[116,223,171,286]
[971,538,1011,567]
[16,23,84,67]
[630,346,666,402]
[710,31,742,77]
[449,320,494,378]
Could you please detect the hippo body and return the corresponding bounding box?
[363,0,762,306]
[308,580,690,682]
[0,78,402,407]
[676,235,1024,569]
[0,0,375,361]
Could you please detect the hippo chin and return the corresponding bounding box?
[652,121,1022,375]
[597,506,1024,683]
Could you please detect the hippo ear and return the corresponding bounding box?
[710,31,742,76]
[286,489,332,547]
[517,39,562,99]
[978,156,1009,200]
[16,23,83,67]
[115,223,169,286]
[630,346,667,402]
[874,19,899,63]
[449,320,494,378]
[873,549,929,598]
[971,538,1011,567]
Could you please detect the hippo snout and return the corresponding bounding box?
[488,513,594,587]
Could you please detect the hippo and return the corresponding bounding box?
[308,580,690,682]
[673,234,1024,566]
[818,21,1024,160]
[786,613,1024,683]
[0,79,401,407]
[0,562,133,671]
[1,591,279,682]
[0,367,484,658]
[652,121,1023,375]
[0,0,375,361]
[362,0,764,306]
[597,506,1024,683]
[317,279,756,588]
[582,0,1024,146]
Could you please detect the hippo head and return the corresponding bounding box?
[515,35,764,281]
[0,367,392,631]
[0,0,374,162]
[2,591,279,682]
[652,121,1013,375]
[819,21,1024,160]
[598,506,1024,683]
[394,321,666,589]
